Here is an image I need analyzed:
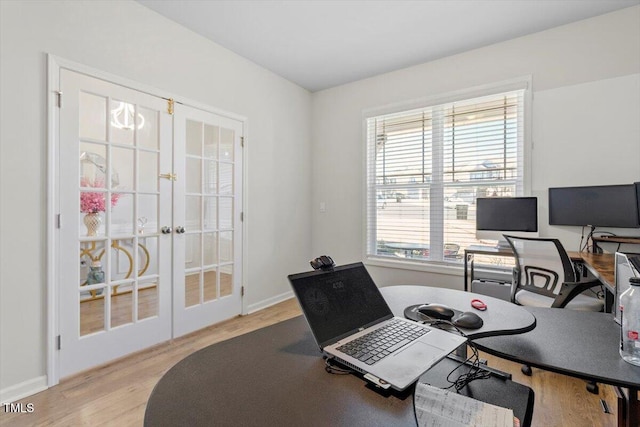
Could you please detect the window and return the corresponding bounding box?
[365,86,528,265]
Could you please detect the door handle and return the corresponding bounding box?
[175,226,185,234]
[161,226,172,234]
[159,173,177,181]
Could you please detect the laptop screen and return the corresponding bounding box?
[288,262,393,348]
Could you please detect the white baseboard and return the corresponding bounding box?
[0,376,48,403]
[246,290,294,314]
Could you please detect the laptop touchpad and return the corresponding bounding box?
[396,341,442,363]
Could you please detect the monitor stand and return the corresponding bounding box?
[496,239,511,250]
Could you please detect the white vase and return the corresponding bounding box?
[83,212,102,236]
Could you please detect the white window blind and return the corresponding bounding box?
[366,89,526,264]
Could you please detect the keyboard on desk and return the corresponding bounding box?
[336,319,428,365]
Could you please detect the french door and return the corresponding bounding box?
[172,105,244,337]
[57,69,243,378]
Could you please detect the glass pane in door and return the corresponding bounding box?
[80,296,105,336]
[111,284,133,328]
[186,158,201,193]
[79,240,108,336]
[185,272,200,307]
[111,192,133,236]
[139,151,159,193]
[138,278,158,320]
[220,265,233,297]
[220,128,234,161]
[186,120,202,156]
[203,269,217,302]
[112,147,134,190]
[203,232,217,265]
[138,107,158,150]
[203,124,218,159]
[138,195,159,234]
[79,92,107,141]
[138,234,158,320]
[109,99,136,145]
[219,163,233,195]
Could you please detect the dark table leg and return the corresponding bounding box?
[627,387,639,427]
[464,252,473,292]
[615,386,639,427]
[604,288,615,314]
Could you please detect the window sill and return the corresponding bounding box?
[364,255,464,277]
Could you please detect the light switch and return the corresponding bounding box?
[320,202,326,213]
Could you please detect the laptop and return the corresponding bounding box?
[288,262,467,391]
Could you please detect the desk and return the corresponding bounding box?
[145,286,535,426]
[570,251,616,288]
[592,236,640,254]
[568,251,616,311]
[474,307,640,427]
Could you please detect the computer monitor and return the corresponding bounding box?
[548,184,640,228]
[476,197,538,248]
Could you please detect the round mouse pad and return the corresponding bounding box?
[403,304,462,323]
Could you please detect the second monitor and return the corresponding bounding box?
[476,197,539,248]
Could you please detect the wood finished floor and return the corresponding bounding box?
[1,298,618,427]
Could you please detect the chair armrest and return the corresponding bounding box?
[551,279,603,309]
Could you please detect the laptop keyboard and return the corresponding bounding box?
[336,319,428,365]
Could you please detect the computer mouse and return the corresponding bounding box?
[417,303,455,320]
[453,312,484,329]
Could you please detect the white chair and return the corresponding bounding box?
[504,235,604,393]
[504,235,604,311]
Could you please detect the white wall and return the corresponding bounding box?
[0,0,312,395]
[310,6,640,288]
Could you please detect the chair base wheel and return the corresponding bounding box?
[586,382,599,394]
[521,365,532,376]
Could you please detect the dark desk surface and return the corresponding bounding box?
[145,316,533,427]
[474,306,640,390]
[145,286,536,426]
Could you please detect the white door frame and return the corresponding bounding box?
[46,54,248,386]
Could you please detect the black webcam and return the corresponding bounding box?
[310,255,335,271]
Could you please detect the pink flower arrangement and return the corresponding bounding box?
[80,178,120,213]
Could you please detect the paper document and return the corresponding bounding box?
[414,382,515,427]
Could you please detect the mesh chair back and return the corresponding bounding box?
[504,235,576,299]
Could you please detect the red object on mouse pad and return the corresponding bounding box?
[471,299,487,311]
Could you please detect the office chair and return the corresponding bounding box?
[504,235,604,393]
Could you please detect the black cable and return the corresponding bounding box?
[580,226,587,252]
[323,356,354,375]
[421,320,492,391]
[585,284,605,299]
[581,226,597,253]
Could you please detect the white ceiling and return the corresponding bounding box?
[138,0,639,92]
